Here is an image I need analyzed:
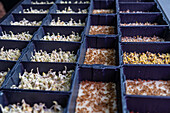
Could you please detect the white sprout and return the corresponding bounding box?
[41,31,81,42]
[10,18,42,26]
[50,17,85,26]
[56,6,87,14]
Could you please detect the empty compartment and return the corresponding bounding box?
[3,62,76,93]
[0,25,39,41]
[50,4,89,14]
[68,66,124,113]
[119,0,154,2]
[0,90,70,113]
[119,2,160,13]
[78,36,120,66]
[123,65,170,113]
[21,41,80,63]
[120,13,168,26]
[91,0,116,14]
[32,26,84,42]
[43,14,88,26]
[0,61,16,88]
[120,26,170,42]
[0,40,28,61]
[121,43,170,65]
[22,0,55,5]
[57,0,90,4]
[12,4,52,14]
[86,15,118,35]
[1,14,46,26]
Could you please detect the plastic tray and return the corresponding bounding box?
[78,36,120,67]
[119,0,154,2]
[68,66,124,113]
[85,14,118,36]
[89,0,116,14]
[122,65,170,113]
[2,62,77,93]
[120,26,170,42]
[121,43,170,66]
[56,0,90,4]
[0,90,70,113]
[21,41,81,63]
[12,4,52,14]
[120,13,168,26]
[119,2,160,13]
[32,26,85,43]
[22,0,56,4]
[50,4,90,14]
[0,25,39,42]
[1,14,47,26]
[43,14,88,26]
[0,40,29,62]
[0,61,16,89]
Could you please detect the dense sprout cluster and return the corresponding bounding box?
[11,67,74,91]
[31,48,77,63]
[50,17,85,26]
[0,47,21,61]
[31,1,54,4]
[19,7,49,14]
[10,18,42,26]
[120,10,144,13]
[60,1,90,4]
[41,32,81,42]
[123,51,170,64]
[120,22,158,26]
[89,26,115,35]
[0,31,32,41]
[56,6,88,14]
[126,79,170,96]
[0,99,62,113]
[84,48,116,65]
[121,36,164,42]
[93,9,114,14]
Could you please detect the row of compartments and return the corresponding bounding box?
[22,0,91,5]
[1,14,88,27]
[0,36,169,73]
[0,63,169,113]
[13,0,163,15]
[12,4,90,14]
[0,31,170,66]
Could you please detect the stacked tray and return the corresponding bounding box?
[0,0,169,112]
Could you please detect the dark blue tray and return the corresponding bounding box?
[78,36,120,67]
[43,14,88,26]
[121,43,170,66]
[89,0,116,14]
[85,14,118,36]
[0,40,29,62]
[120,26,170,42]
[0,25,39,42]
[68,66,124,113]
[120,13,168,26]
[32,26,85,43]
[119,0,154,2]
[119,2,160,13]
[56,0,90,4]
[21,41,81,63]
[0,61,16,89]
[0,90,70,113]
[122,65,170,113]
[2,62,77,93]
[1,14,47,26]
[12,4,52,14]
[50,4,90,14]
[22,0,56,4]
